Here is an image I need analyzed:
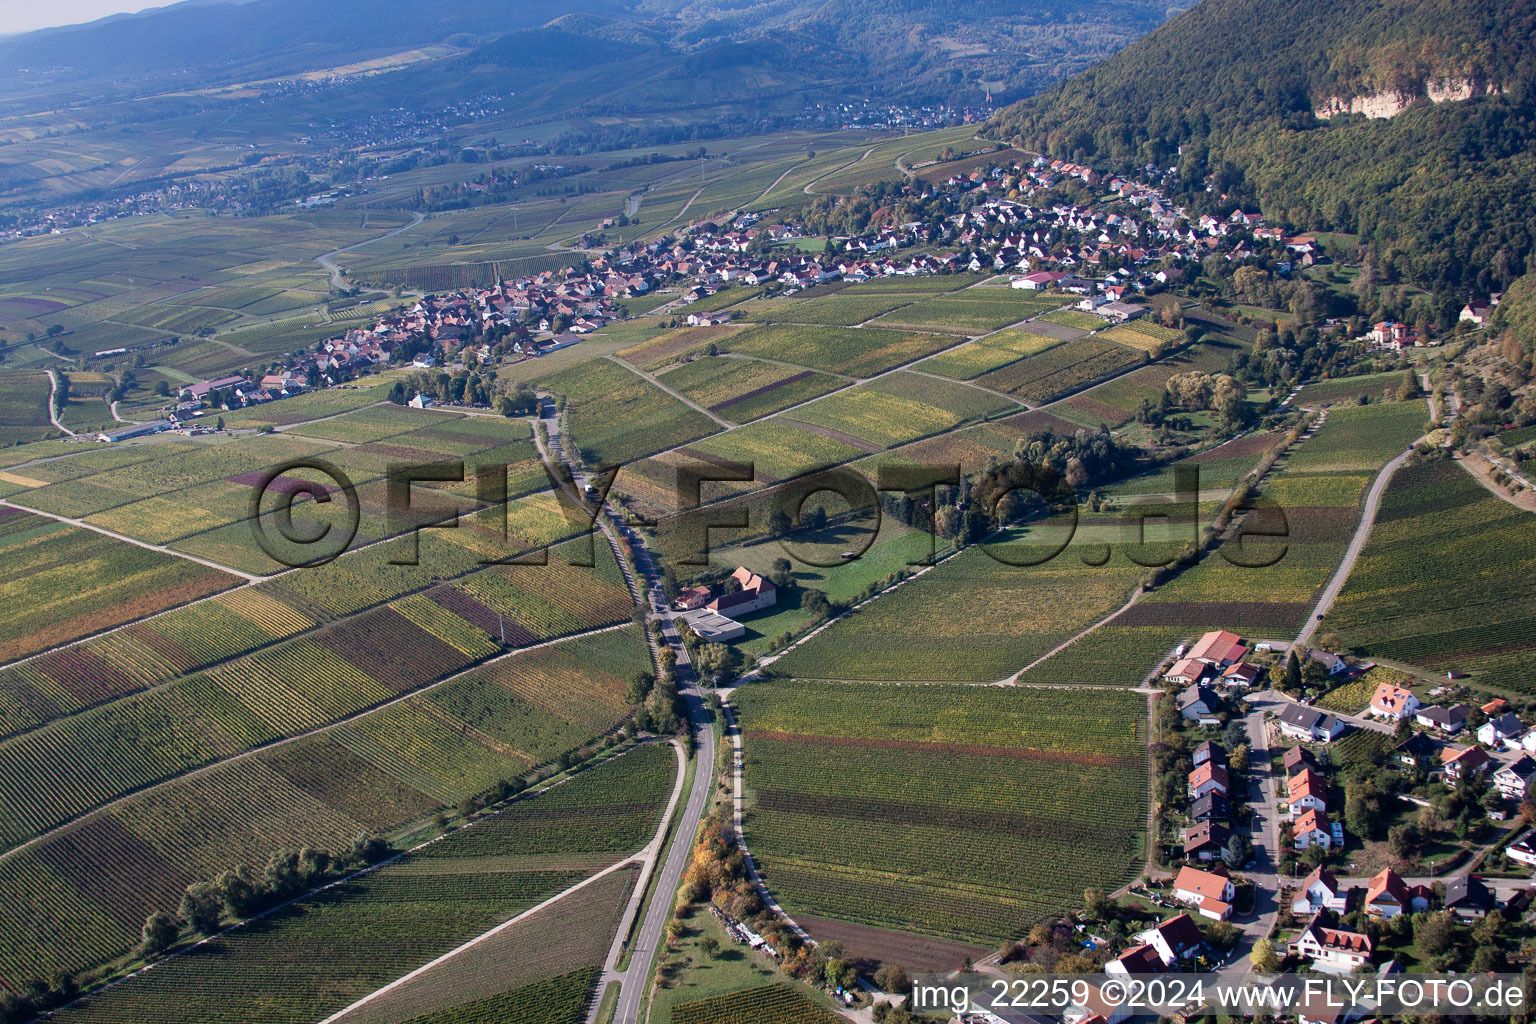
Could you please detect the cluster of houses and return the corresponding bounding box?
[915,154,1329,295]
[1279,746,1345,852]
[1369,683,1536,804]
[673,566,778,642]
[1168,630,1265,726]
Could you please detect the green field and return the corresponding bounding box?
[737,682,1147,944]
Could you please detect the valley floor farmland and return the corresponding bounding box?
[733,681,1148,947]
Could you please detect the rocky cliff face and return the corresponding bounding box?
[1314,77,1500,119]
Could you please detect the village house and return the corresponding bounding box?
[1285,768,1329,817]
[1283,746,1318,777]
[1309,649,1350,678]
[1182,821,1230,862]
[1479,711,1524,747]
[1363,868,1428,918]
[1129,913,1204,967]
[1443,875,1493,917]
[1164,658,1211,686]
[1290,910,1372,972]
[1176,684,1221,725]
[673,586,712,611]
[1190,792,1230,823]
[1188,762,1231,799]
[1171,864,1234,920]
[1442,744,1494,786]
[1369,681,1420,720]
[1415,703,1470,734]
[1105,944,1167,977]
[1495,756,1536,802]
[1393,731,1441,769]
[1219,662,1262,689]
[1506,829,1536,867]
[1292,808,1333,850]
[1291,866,1349,916]
[1276,704,1345,744]
[1191,740,1225,768]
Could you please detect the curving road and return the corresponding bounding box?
[1293,444,1413,651]
[315,212,424,290]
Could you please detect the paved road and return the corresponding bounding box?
[315,211,424,290]
[604,524,716,1024]
[1293,444,1414,651]
[44,368,78,438]
[537,405,719,1024]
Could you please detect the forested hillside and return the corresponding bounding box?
[988,0,1536,299]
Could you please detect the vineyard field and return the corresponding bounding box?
[672,985,843,1024]
[974,338,1142,404]
[735,682,1146,945]
[1328,458,1536,694]
[659,356,843,421]
[721,324,956,377]
[788,371,1009,449]
[538,358,719,464]
[50,746,671,1024]
[772,539,1148,682]
[0,510,239,664]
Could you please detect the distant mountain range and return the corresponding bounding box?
[0,0,1181,106]
[988,0,1536,297]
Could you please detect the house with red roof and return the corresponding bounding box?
[1290,910,1373,972]
[707,567,777,616]
[1286,768,1329,817]
[1441,744,1494,787]
[1172,864,1234,920]
[1369,681,1420,720]
[1188,630,1248,667]
[1293,808,1333,850]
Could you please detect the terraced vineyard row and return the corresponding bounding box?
[735,683,1146,943]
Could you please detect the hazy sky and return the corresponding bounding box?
[0,1,163,36]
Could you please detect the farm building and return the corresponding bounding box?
[97,420,174,443]
[708,567,777,616]
[678,610,746,643]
